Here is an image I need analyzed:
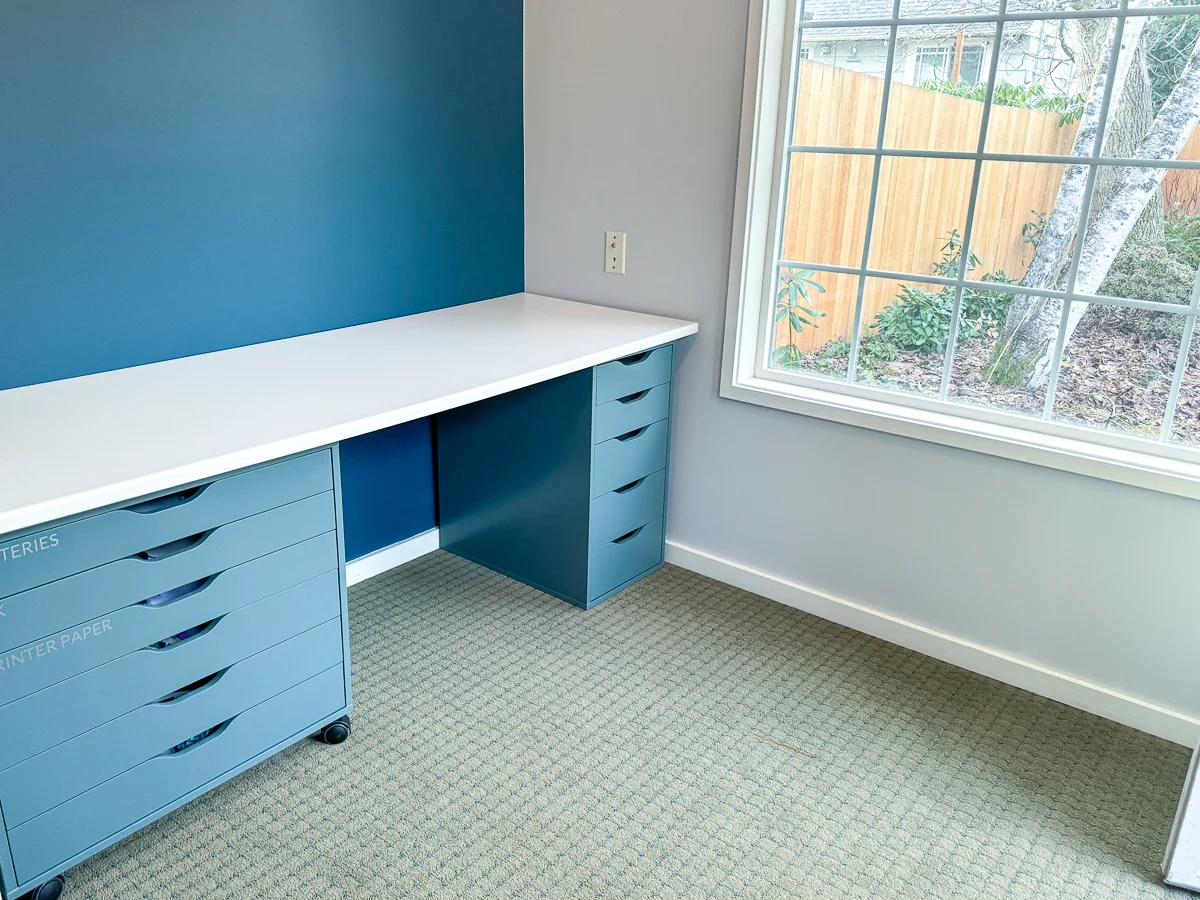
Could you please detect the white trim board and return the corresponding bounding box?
[665,539,1200,747]
[347,529,440,587]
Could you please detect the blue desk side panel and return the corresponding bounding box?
[0,0,524,558]
[437,371,596,606]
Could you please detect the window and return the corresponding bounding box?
[959,44,985,84]
[723,0,1200,498]
[915,45,953,82]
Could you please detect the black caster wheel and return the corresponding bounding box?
[27,875,65,900]
[316,715,351,745]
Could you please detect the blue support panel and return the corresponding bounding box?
[437,345,676,612]
[437,369,595,608]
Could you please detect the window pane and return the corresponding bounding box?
[855,275,951,394]
[1102,15,1200,161]
[869,156,976,272]
[959,45,986,85]
[984,18,1095,156]
[801,0,892,23]
[769,269,859,379]
[947,288,1051,415]
[1052,303,1184,439]
[780,153,873,268]
[793,28,892,148]
[1008,0,1116,12]
[1076,165,1200,306]
[899,0,999,18]
[969,161,1068,284]
[884,26,995,152]
[1171,325,1200,444]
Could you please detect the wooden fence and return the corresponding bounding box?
[1164,126,1200,216]
[778,60,1078,353]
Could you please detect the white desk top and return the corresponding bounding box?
[0,293,698,537]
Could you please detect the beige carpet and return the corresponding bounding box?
[63,551,1191,898]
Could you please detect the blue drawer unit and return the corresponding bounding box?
[0,495,336,658]
[438,343,675,609]
[0,448,353,900]
[10,666,346,887]
[0,619,345,829]
[0,451,334,600]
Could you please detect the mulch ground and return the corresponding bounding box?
[790,312,1200,445]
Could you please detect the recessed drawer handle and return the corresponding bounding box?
[135,530,213,562]
[613,477,647,494]
[617,351,651,366]
[156,668,229,705]
[126,484,211,515]
[140,573,220,608]
[147,616,223,652]
[616,390,649,404]
[162,717,235,757]
[615,426,648,442]
[612,525,646,545]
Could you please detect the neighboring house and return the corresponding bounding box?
[800,0,1078,95]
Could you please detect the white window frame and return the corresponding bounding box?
[721,0,1200,500]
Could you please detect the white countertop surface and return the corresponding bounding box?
[0,293,698,537]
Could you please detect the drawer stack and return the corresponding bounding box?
[438,343,675,609]
[587,346,673,604]
[0,449,350,898]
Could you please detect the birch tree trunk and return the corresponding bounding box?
[1043,53,1200,377]
[996,28,1200,390]
[986,15,1149,386]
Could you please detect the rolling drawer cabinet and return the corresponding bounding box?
[437,343,676,610]
[0,449,353,900]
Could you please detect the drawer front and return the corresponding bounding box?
[588,517,665,601]
[9,664,345,885]
[594,383,671,444]
[0,569,340,772]
[0,491,336,658]
[0,450,333,600]
[590,469,666,549]
[592,419,669,498]
[0,618,344,828]
[594,345,673,405]
[0,529,337,708]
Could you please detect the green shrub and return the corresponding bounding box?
[1101,242,1196,307]
[871,285,953,353]
[921,80,1085,125]
[818,338,853,360]
[864,232,1016,356]
[1094,241,1195,341]
[771,268,827,368]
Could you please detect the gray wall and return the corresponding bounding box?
[524,0,1200,733]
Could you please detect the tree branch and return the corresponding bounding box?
[1017,14,1149,296]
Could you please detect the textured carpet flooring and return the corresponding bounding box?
[63,552,1191,899]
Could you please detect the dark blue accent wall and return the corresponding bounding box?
[338,420,436,562]
[0,0,524,557]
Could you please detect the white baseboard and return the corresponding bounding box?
[665,539,1200,747]
[346,528,440,586]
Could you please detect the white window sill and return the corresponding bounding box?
[721,371,1200,501]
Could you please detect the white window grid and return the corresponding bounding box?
[767,0,1200,446]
